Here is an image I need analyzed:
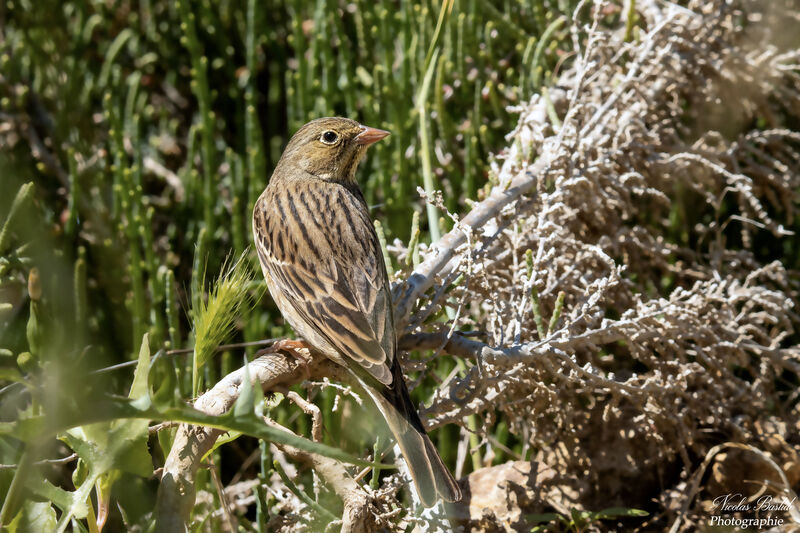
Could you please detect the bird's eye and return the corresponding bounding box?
[320,131,338,144]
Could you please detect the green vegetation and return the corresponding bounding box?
[528,507,649,532]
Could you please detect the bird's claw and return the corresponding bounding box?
[259,339,313,379]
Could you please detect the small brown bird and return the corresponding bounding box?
[253,117,461,506]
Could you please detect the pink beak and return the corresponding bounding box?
[355,125,391,146]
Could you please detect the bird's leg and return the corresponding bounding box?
[257,339,314,377]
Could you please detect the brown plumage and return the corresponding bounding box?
[252,117,461,507]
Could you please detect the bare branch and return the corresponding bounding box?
[154,352,344,532]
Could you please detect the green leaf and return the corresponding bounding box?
[0,367,26,384]
[232,356,265,419]
[201,430,242,461]
[61,423,147,479]
[3,397,389,469]
[570,508,592,526]
[129,333,150,400]
[106,423,151,478]
[150,349,178,408]
[155,425,175,466]
[51,410,150,531]
[6,501,58,533]
[57,335,152,482]
[263,391,284,412]
[95,470,121,527]
[595,507,649,519]
[25,477,88,519]
[233,358,255,418]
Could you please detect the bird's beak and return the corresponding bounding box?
[355,125,391,146]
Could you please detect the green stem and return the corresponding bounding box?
[370,435,382,490]
[74,247,88,338]
[177,0,216,239]
[532,16,566,90]
[531,286,546,341]
[273,459,337,521]
[542,86,562,128]
[0,449,33,526]
[547,291,566,336]
[624,0,637,42]
[466,414,482,472]
[0,182,34,255]
[416,47,442,243]
[406,211,421,267]
[373,220,393,276]
[65,149,79,239]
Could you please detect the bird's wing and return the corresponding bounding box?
[254,180,395,385]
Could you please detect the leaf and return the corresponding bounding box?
[61,424,147,479]
[233,358,255,418]
[53,415,150,531]
[0,367,26,384]
[129,333,150,400]
[3,396,389,468]
[24,477,88,519]
[6,501,57,533]
[595,507,649,519]
[232,356,265,418]
[570,508,592,527]
[46,333,155,527]
[201,430,242,461]
[149,349,178,408]
[59,336,152,479]
[95,470,120,531]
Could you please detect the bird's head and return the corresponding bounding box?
[276,117,390,184]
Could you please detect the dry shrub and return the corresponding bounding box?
[389,0,800,530]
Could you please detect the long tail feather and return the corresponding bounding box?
[356,374,462,507]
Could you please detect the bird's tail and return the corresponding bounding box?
[358,375,462,507]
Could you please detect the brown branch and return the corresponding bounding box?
[154,351,346,532]
[155,339,467,532]
[286,391,323,443]
[263,418,377,533]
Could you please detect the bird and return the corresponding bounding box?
[252,117,462,507]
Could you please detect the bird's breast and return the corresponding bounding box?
[257,180,378,272]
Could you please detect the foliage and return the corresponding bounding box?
[528,507,648,533]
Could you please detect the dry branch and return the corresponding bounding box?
[265,416,376,533]
[155,353,344,531]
